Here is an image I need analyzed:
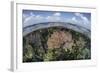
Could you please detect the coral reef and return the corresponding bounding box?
[23,27,91,62]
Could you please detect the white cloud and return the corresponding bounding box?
[23,14,29,19]
[23,12,46,27]
[75,13,81,17]
[81,16,89,24]
[74,13,90,29]
[22,14,30,22]
[23,12,62,27]
[72,17,77,22]
[24,16,35,24]
[45,12,61,22]
[74,13,90,25]
[23,12,35,24]
[30,12,35,16]
[23,12,90,30]
[35,15,44,19]
[46,16,60,21]
[46,16,51,20]
[53,12,61,16]
[24,15,45,27]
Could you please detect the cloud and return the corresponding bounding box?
[35,15,44,20]
[23,12,35,24]
[74,13,90,25]
[24,15,45,27]
[53,12,61,16]
[22,13,30,22]
[23,12,62,27]
[74,13,81,17]
[46,16,60,21]
[30,12,35,16]
[23,12,46,27]
[23,12,90,30]
[24,15,34,24]
[46,12,61,22]
[23,14,29,19]
[72,17,77,22]
[73,13,90,29]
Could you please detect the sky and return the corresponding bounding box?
[22,10,91,29]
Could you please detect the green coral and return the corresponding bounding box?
[44,49,54,61]
[23,27,91,62]
[23,44,34,62]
